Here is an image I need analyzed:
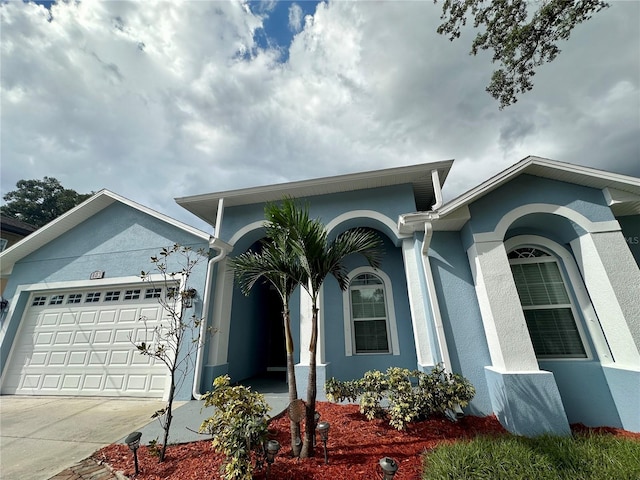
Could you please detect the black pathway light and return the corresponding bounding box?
[125,431,142,476]
[379,456,399,480]
[316,421,330,464]
[265,439,281,478]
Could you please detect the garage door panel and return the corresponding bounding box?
[2,285,168,397]
[55,331,74,345]
[118,309,139,323]
[42,374,62,389]
[79,312,96,324]
[98,310,117,323]
[49,351,67,365]
[41,313,59,326]
[60,313,77,325]
[94,330,113,344]
[109,350,130,365]
[35,332,54,346]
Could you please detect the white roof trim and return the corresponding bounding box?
[0,189,210,276]
[175,160,454,227]
[438,156,640,218]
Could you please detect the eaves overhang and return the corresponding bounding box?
[175,160,454,228]
[0,190,211,277]
[434,156,640,231]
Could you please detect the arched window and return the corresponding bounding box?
[508,247,587,359]
[349,273,391,354]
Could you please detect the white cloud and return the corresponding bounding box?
[1,0,638,230]
[288,3,303,32]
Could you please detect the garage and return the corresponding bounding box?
[2,284,169,398]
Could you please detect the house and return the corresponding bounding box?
[1,216,37,295]
[1,156,638,437]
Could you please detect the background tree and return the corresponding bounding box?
[436,0,609,108]
[134,244,208,462]
[268,198,383,458]
[1,177,93,228]
[229,211,307,457]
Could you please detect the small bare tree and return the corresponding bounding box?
[132,243,209,462]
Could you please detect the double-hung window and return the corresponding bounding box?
[508,247,587,359]
[349,273,390,354]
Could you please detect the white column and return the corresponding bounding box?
[571,231,640,366]
[401,237,434,368]
[207,258,234,366]
[297,284,325,364]
[467,240,539,372]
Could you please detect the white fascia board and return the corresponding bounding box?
[438,156,640,219]
[0,189,211,275]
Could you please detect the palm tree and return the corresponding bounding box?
[267,198,383,458]
[230,209,307,457]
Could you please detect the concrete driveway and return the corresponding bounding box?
[0,396,165,480]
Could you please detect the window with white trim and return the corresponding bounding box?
[32,296,46,306]
[349,273,391,354]
[508,247,587,359]
[67,293,82,304]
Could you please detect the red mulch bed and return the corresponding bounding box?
[95,402,639,480]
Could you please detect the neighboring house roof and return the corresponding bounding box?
[176,160,454,227]
[0,189,211,276]
[0,217,38,236]
[432,156,640,231]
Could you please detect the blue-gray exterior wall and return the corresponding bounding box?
[618,214,640,266]
[0,202,209,400]
[322,232,417,380]
[218,184,418,386]
[429,231,493,415]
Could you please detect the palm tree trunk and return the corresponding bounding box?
[300,305,318,458]
[284,308,302,457]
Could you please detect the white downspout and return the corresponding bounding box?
[431,169,443,211]
[422,222,464,419]
[421,222,452,373]
[192,198,231,400]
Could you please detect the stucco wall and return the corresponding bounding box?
[428,231,493,415]
[618,214,640,266]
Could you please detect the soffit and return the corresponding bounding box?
[437,156,640,226]
[175,160,454,227]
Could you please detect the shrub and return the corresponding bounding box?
[325,365,475,430]
[199,375,270,480]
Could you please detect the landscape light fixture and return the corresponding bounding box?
[379,456,399,480]
[183,288,197,308]
[265,439,281,478]
[125,431,142,476]
[316,421,330,464]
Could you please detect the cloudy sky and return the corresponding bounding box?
[2,0,639,232]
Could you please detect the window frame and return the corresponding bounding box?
[506,238,595,361]
[342,267,400,356]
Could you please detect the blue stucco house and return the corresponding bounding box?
[1,156,639,436]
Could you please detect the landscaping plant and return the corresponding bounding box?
[325,365,476,430]
[199,375,270,480]
[133,243,209,462]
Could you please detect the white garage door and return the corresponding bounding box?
[2,285,169,398]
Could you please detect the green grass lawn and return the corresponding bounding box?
[422,432,640,480]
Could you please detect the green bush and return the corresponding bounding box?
[199,375,270,480]
[325,365,475,430]
[422,432,640,479]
